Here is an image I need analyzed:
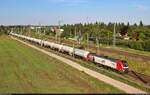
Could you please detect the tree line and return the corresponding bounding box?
[1,21,150,51]
[60,21,150,51]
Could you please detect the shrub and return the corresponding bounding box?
[144,40,150,51]
[77,46,85,50]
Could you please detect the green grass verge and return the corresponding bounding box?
[17,35,150,93]
[20,32,150,57]
[41,36,150,76]
[0,35,124,93]
[38,33,150,57]
[21,32,150,82]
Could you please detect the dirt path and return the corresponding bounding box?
[11,37,147,94]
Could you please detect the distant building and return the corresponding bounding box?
[69,35,83,41]
[55,29,64,36]
[29,26,41,30]
[36,27,41,29]
[51,28,55,32]
[30,26,35,30]
[124,33,130,40]
[116,32,122,37]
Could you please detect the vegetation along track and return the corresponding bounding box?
[11,36,147,94]
[47,37,150,62]
[127,71,150,85]
[46,37,150,85]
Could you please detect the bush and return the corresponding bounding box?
[134,41,143,51]
[116,40,150,52]
[77,46,85,50]
[116,40,129,47]
[91,38,150,52]
[144,40,150,51]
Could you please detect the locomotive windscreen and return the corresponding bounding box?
[122,60,128,67]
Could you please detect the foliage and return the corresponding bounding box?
[116,40,150,51]
[0,25,9,35]
[1,20,150,52]
[76,46,85,50]
[131,29,138,41]
[139,20,143,27]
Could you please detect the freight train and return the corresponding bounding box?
[10,32,129,73]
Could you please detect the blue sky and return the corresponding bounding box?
[0,0,150,25]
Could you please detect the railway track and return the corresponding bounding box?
[12,36,147,93]
[46,37,150,85]
[46,37,150,62]
[127,71,150,85]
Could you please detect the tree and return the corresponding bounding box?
[107,22,114,32]
[127,22,130,27]
[0,25,8,35]
[120,26,128,35]
[138,33,146,41]
[139,20,143,27]
[134,23,137,27]
[45,27,50,35]
[132,29,138,41]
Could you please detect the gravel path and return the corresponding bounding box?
[11,37,147,94]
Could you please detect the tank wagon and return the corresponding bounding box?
[10,32,129,73]
[74,48,90,60]
[60,45,74,55]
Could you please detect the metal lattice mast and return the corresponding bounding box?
[58,20,62,44]
[113,23,116,46]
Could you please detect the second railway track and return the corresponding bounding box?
[127,70,150,85]
[47,37,150,62]
[47,37,150,85]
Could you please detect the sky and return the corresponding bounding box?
[0,0,150,25]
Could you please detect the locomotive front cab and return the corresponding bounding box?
[121,60,129,73]
[117,60,129,73]
[88,53,96,62]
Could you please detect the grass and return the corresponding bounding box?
[95,50,150,76]
[12,33,150,92]
[19,35,150,93]
[100,45,150,57]
[34,32,150,57]
[67,37,150,57]
[70,38,149,57]
[0,35,124,93]
[21,31,150,57]
[43,36,150,76]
